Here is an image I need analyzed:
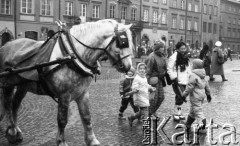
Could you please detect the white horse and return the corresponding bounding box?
[0,19,133,146]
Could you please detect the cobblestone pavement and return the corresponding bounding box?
[0,60,240,146]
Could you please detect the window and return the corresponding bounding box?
[228,5,231,12]
[172,17,177,29]
[153,0,158,3]
[227,28,231,37]
[180,0,184,9]
[220,15,222,22]
[214,6,217,15]
[233,18,236,25]
[194,4,198,12]
[233,28,236,37]
[80,4,86,17]
[1,0,11,14]
[110,4,115,18]
[143,9,149,21]
[21,0,33,14]
[228,17,231,24]
[204,4,207,14]
[93,5,100,18]
[203,22,207,32]
[188,3,192,11]
[209,5,212,15]
[162,0,166,4]
[121,7,127,19]
[153,10,158,23]
[173,0,177,8]
[208,23,212,33]
[213,23,217,34]
[131,8,136,20]
[65,1,73,15]
[238,19,240,25]
[161,11,166,24]
[41,0,52,16]
[187,20,191,30]
[194,21,198,31]
[180,19,184,29]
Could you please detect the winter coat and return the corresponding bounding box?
[145,52,167,82]
[132,74,151,107]
[167,52,192,85]
[210,47,224,75]
[182,69,211,119]
[119,77,134,96]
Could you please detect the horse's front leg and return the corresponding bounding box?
[56,95,70,146]
[76,92,100,146]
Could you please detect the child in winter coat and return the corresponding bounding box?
[127,63,156,127]
[118,68,139,119]
[182,59,212,136]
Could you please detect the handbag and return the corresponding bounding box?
[149,76,158,85]
[217,49,225,64]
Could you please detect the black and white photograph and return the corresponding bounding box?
[0,0,239,145]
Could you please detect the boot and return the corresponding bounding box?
[221,75,228,82]
[178,106,185,120]
[173,105,180,121]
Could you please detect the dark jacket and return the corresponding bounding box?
[119,77,134,96]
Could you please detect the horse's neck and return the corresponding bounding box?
[70,33,103,66]
[49,38,102,70]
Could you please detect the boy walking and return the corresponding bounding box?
[119,69,139,119]
[182,59,212,137]
[127,63,156,127]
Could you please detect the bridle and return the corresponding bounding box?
[70,24,131,69]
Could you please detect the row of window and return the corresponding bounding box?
[144,0,167,5]
[203,22,217,34]
[204,4,218,16]
[227,28,240,38]
[171,18,198,31]
[143,9,167,24]
[224,3,240,14]
[0,0,52,16]
[172,0,199,13]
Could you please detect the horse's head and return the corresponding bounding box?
[98,20,133,73]
[70,19,133,73]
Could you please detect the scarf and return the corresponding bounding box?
[176,51,189,72]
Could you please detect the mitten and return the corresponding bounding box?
[207,95,212,103]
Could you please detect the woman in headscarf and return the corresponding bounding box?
[145,39,167,117]
[167,41,192,121]
[199,44,211,77]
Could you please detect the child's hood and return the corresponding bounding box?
[192,69,206,79]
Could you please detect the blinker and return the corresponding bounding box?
[116,31,129,49]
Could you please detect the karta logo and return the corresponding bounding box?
[142,117,239,145]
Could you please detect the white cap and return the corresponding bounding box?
[215,41,222,47]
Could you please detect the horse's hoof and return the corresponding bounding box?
[5,131,22,144]
[58,142,68,146]
[86,135,100,146]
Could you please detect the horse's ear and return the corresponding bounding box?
[126,24,133,29]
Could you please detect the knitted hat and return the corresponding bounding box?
[153,39,165,51]
[192,59,204,69]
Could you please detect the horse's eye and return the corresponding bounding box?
[114,51,120,54]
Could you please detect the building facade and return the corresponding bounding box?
[141,0,168,47]
[0,0,15,47]
[202,0,220,50]
[220,0,240,52]
[168,0,201,49]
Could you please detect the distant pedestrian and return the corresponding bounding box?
[182,59,212,137]
[227,47,233,61]
[167,41,192,121]
[118,68,139,119]
[145,39,167,117]
[127,63,156,127]
[199,44,211,77]
[209,41,228,81]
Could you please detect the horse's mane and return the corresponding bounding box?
[70,19,117,37]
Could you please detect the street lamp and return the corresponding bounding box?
[190,28,195,49]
